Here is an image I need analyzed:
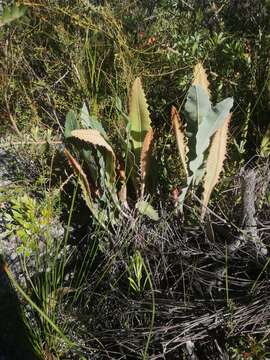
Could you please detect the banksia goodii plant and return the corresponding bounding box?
[172,63,233,217]
[63,77,158,228]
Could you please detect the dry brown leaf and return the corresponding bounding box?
[117,159,128,208]
[71,129,116,183]
[201,114,231,219]
[140,127,154,197]
[71,129,115,158]
[192,62,211,97]
[171,106,188,176]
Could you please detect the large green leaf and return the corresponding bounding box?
[176,84,233,211]
[129,78,152,166]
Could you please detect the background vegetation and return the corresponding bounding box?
[0,1,269,359]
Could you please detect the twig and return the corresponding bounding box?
[0,140,62,148]
[4,93,22,137]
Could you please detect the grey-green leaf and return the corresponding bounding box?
[184,85,233,183]
[185,85,211,167]
[64,110,79,139]
[80,102,108,140]
[80,103,92,128]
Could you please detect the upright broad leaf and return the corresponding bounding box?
[171,106,188,176]
[70,129,116,187]
[192,62,210,97]
[185,85,211,171]
[80,103,91,128]
[176,84,233,211]
[80,102,108,140]
[129,78,152,165]
[184,85,233,184]
[201,114,231,219]
[140,128,154,197]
